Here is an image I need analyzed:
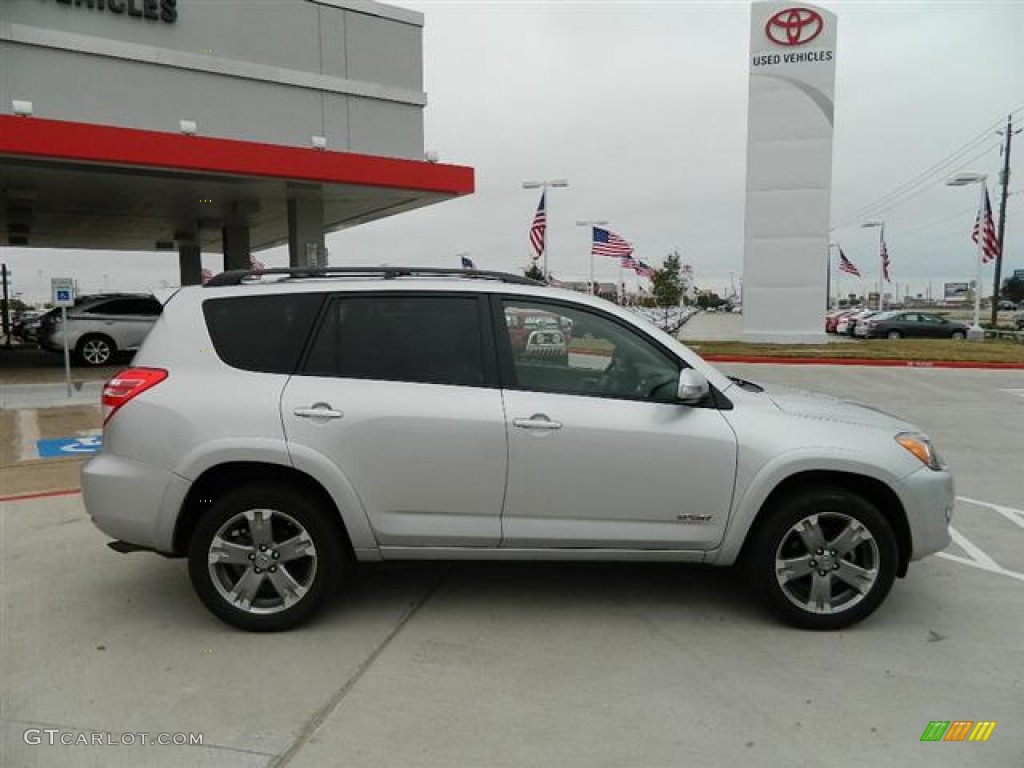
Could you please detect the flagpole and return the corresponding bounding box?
[971,181,986,334]
[878,225,885,310]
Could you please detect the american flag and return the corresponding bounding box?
[634,260,655,278]
[591,227,633,258]
[971,188,1000,264]
[249,257,266,271]
[838,249,861,277]
[620,255,639,270]
[460,255,476,269]
[529,192,546,258]
[880,239,891,283]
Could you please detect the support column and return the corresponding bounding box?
[178,243,202,286]
[222,213,252,272]
[288,197,326,268]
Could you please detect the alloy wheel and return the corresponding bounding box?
[207,507,318,615]
[773,512,880,615]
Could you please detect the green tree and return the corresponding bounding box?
[651,249,684,308]
[523,262,545,282]
[1001,275,1024,304]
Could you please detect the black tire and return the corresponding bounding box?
[886,330,902,339]
[76,334,116,366]
[950,330,966,340]
[746,487,897,630]
[188,483,345,631]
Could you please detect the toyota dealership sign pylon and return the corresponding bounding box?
[742,2,837,341]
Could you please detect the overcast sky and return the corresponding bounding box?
[3,0,1023,302]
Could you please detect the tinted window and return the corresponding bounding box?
[500,299,679,402]
[203,294,324,373]
[99,298,163,316]
[303,295,486,387]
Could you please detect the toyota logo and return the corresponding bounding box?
[765,7,824,46]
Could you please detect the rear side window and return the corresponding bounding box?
[302,295,486,387]
[203,294,324,373]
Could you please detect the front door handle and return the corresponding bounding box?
[293,402,344,421]
[513,414,563,431]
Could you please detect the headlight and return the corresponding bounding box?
[895,432,942,470]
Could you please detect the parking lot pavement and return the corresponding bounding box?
[2,364,1022,767]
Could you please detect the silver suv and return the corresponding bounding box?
[38,293,162,366]
[83,268,953,632]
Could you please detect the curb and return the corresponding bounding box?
[702,355,1024,369]
[0,488,82,503]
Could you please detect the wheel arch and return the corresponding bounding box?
[735,470,911,577]
[172,462,354,559]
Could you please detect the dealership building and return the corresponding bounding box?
[0,0,473,284]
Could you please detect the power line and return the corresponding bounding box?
[833,109,1020,228]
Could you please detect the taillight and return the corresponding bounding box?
[102,368,168,424]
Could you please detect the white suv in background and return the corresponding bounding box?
[83,268,954,632]
[37,293,162,366]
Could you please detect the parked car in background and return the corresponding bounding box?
[996,300,1017,311]
[83,266,953,633]
[37,293,163,366]
[857,311,969,340]
[1014,312,1024,331]
[12,310,44,342]
[826,309,857,334]
[837,309,877,336]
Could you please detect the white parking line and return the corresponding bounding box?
[957,495,1024,530]
[937,552,1024,584]
[948,526,998,569]
[16,409,40,463]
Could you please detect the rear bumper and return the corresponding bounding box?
[82,453,183,553]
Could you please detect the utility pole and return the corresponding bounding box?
[991,114,1018,326]
[2,264,11,348]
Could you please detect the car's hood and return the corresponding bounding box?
[764,387,918,432]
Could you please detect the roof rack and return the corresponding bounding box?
[203,266,543,288]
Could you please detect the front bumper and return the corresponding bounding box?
[895,465,954,561]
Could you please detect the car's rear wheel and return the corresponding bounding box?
[76,334,115,366]
[951,330,966,340]
[747,487,897,630]
[188,483,345,631]
[886,330,902,339]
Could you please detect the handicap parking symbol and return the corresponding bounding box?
[36,435,103,458]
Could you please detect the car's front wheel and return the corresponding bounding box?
[747,487,897,630]
[886,330,902,339]
[950,330,966,340]
[188,483,345,631]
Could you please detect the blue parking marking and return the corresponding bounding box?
[36,436,103,458]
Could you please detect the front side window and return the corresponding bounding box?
[499,299,679,401]
[303,295,487,387]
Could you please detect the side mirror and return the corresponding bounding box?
[676,369,710,404]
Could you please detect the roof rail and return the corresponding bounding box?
[203,266,543,288]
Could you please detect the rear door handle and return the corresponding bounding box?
[513,414,563,431]
[293,403,344,420]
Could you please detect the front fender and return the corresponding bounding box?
[711,447,911,565]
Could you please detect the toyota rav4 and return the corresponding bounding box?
[82,267,954,632]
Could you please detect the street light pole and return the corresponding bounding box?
[945,172,988,341]
[522,179,569,280]
[861,220,884,310]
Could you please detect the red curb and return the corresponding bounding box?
[0,488,82,503]
[702,355,1024,369]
